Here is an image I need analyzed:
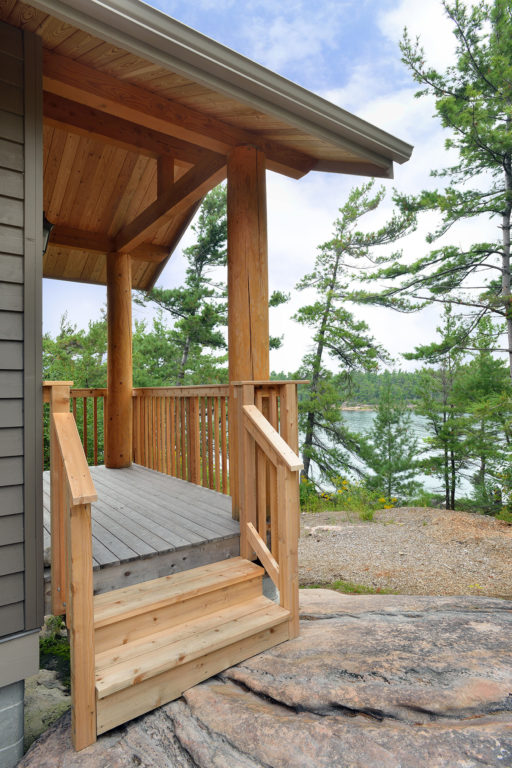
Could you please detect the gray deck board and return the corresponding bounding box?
[108,472,239,540]
[42,464,238,577]
[91,471,206,547]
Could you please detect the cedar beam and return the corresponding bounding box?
[43,92,217,168]
[106,252,133,468]
[227,146,269,382]
[43,50,314,179]
[49,227,170,262]
[115,155,226,253]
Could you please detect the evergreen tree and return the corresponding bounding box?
[294,181,415,483]
[43,313,107,387]
[453,317,512,511]
[361,375,420,500]
[135,185,228,384]
[352,1,512,378]
[407,306,467,509]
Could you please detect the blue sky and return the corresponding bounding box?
[43,0,482,372]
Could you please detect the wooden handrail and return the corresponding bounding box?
[45,381,97,750]
[234,382,302,638]
[133,384,229,397]
[53,412,98,504]
[243,405,302,471]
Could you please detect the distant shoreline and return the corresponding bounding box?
[341,405,374,411]
[341,404,417,411]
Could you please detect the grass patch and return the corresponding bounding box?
[301,579,395,595]
[39,616,71,692]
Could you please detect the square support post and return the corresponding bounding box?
[227,146,269,519]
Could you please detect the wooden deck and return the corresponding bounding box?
[43,464,239,612]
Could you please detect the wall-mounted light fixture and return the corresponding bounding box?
[43,212,54,255]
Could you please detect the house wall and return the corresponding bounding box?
[0,19,43,768]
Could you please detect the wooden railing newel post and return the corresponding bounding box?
[68,501,96,750]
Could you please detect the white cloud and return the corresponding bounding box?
[241,2,347,75]
[378,0,459,71]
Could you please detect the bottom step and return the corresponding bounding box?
[96,595,290,734]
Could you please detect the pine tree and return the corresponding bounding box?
[294,181,415,484]
[407,306,467,509]
[352,1,512,379]
[135,185,228,384]
[453,317,512,511]
[361,375,420,501]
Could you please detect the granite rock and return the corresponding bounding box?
[19,591,512,768]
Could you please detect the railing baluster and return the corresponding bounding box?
[207,398,214,489]
[170,397,176,476]
[93,397,98,466]
[200,397,207,487]
[180,397,186,479]
[214,397,220,492]
[221,396,227,493]
[83,397,88,460]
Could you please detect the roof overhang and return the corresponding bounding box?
[1,0,413,290]
[28,0,413,177]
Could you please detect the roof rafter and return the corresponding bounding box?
[43,92,221,168]
[115,154,226,253]
[42,50,315,179]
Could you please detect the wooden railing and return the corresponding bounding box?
[43,384,107,467]
[132,385,229,493]
[232,381,303,636]
[44,381,97,750]
[71,388,107,466]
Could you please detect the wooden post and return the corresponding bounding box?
[50,383,71,616]
[239,384,255,558]
[106,251,133,468]
[228,146,269,518]
[68,502,96,750]
[277,463,300,638]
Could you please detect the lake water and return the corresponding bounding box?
[340,409,473,495]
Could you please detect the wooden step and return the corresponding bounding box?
[94,557,264,653]
[95,595,290,734]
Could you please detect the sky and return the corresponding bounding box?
[43,0,492,373]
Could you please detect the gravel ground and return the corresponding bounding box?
[299,507,512,598]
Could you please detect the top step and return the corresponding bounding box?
[94,557,264,628]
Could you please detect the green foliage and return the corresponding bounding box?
[134,185,228,385]
[342,370,423,405]
[350,0,512,379]
[42,315,107,467]
[295,181,414,484]
[43,313,107,386]
[452,317,512,512]
[409,306,467,509]
[39,616,70,692]
[360,374,421,501]
[299,474,394,520]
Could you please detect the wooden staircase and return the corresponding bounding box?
[44,380,303,751]
[93,557,290,734]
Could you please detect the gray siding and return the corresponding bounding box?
[0,21,43,642]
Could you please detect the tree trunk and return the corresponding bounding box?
[177,333,191,384]
[502,165,512,381]
[302,293,335,479]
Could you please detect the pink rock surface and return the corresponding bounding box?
[20,591,512,768]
